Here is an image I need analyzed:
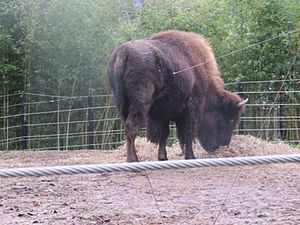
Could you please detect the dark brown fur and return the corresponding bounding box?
[107,30,245,162]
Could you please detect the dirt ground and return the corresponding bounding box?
[0,135,300,225]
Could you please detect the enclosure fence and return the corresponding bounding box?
[0,79,299,151]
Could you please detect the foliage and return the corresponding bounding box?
[24,0,126,96]
[0,0,299,150]
[125,0,300,84]
[0,0,27,96]
[1,0,299,95]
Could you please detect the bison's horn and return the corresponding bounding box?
[237,98,249,108]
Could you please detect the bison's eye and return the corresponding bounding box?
[230,119,234,123]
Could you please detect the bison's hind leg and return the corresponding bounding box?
[125,105,148,162]
[147,117,170,161]
[124,89,155,162]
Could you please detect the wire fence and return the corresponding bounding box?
[0,79,299,151]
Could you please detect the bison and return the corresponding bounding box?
[107,30,247,162]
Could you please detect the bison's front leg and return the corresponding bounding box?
[176,111,196,160]
[183,142,195,160]
[157,123,169,161]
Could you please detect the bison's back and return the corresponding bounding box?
[150,30,221,79]
[107,30,224,121]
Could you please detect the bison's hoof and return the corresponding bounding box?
[158,157,168,161]
[127,156,139,162]
[158,153,168,161]
[185,155,196,160]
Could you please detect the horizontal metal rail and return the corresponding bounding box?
[0,106,116,120]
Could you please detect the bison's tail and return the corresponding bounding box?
[107,48,129,121]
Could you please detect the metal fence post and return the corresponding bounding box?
[20,92,27,150]
[237,82,245,135]
[87,88,95,149]
[279,92,286,140]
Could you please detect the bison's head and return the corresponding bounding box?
[199,91,247,151]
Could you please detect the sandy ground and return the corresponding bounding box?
[0,135,300,225]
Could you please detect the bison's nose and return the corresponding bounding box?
[221,138,231,147]
[210,146,220,152]
[202,142,220,152]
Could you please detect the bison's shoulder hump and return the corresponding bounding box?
[151,30,206,43]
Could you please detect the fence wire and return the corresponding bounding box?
[0,79,299,151]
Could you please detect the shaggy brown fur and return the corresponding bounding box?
[107,30,245,162]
